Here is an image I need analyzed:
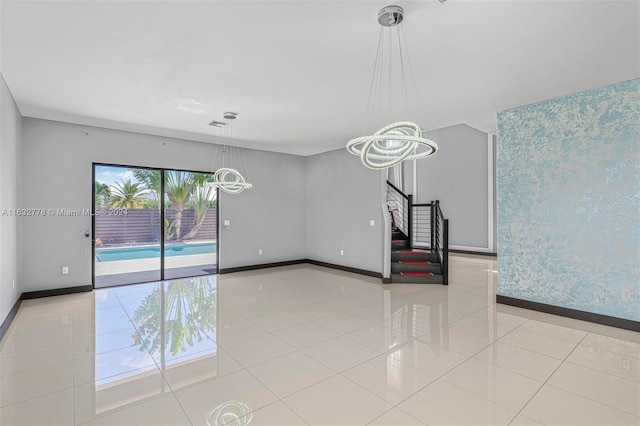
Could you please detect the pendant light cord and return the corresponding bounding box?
[362,26,384,135]
[400,23,422,114]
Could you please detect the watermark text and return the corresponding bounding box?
[1,208,129,217]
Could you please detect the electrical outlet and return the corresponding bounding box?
[369,219,375,226]
[622,359,631,370]
[258,249,263,255]
[62,266,69,275]
[340,249,344,256]
[622,289,632,300]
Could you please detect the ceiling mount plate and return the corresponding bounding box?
[223,111,238,120]
[208,120,226,128]
[378,5,404,27]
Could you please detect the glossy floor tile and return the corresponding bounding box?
[0,258,638,425]
[283,375,393,425]
[397,379,517,425]
[441,358,543,411]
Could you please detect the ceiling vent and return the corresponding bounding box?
[208,120,227,128]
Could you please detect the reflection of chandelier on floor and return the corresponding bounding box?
[347,5,438,170]
[206,401,252,426]
[207,112,253,195]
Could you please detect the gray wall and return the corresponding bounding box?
[0,71,23,324]
[408,124,495,252]
[21,118,306,292]
[218,146,306,269]
[305,149,384,273]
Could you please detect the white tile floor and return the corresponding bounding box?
[0,256,639,425]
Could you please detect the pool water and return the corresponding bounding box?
[96,242,217,262]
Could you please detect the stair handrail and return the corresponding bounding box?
[386,181,411,243]
[381,201,392,281]
[386,181,407,199]
[433,200,449,284]
[386,180,449,285]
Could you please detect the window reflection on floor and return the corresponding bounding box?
[87,276,219,419]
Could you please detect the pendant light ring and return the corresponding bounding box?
[210,167,253,194]
[347,121,438,170]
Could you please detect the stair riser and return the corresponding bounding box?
[392,263,441,273]
[391,274,444,284]
[391,242,408,250]
[392,231,406,240]
[391,253,439,262]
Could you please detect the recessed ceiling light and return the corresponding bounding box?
[208,120,227,128]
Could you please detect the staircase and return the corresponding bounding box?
[391,230,444,283]
[387,181,448,285]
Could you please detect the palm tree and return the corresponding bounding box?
[132,169,161,207]
[165,171,193,241]
[107,180,148,209]
[183,173,216,240]
[94,181,111,208]
[132,278,217,358]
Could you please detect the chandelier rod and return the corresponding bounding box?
[363,26,384,135]
[400,23,422,114]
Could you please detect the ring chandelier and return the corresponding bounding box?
[347,122,437,170]
[347,5,438,170]
[208,112,253,195]
[212,167,252,194]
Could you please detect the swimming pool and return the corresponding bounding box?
[96,242,217,262]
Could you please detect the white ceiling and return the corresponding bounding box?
[1,1,638,156]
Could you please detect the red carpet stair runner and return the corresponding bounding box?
[391,231,444,284]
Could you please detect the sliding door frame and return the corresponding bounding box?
[91,162,220,288]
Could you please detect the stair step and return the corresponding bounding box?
[391,273,443,284]
[392,262,441,273]
[401,271,433,277]
[391,250,439,263]
[391,241,408,250]
[392,231,406,240]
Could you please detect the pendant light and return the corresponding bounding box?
[207,112,253,194]
[347,5,438,170]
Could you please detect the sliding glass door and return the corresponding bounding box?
[93,164,218,288]
[164,170,218,280]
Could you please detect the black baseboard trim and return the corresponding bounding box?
[304,259,382,280]
[497,295,640,332]
[218,260,307,274]
[0,298,22,342]
[382,277,392,284]
[219,259,385,282]
[21,285,93,300]
[449,249,497,257]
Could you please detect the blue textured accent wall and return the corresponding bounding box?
[497,79,640,322]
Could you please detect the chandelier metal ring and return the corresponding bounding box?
[211,168,253,194]
[206,401,252,426]
[347,122,438,170]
